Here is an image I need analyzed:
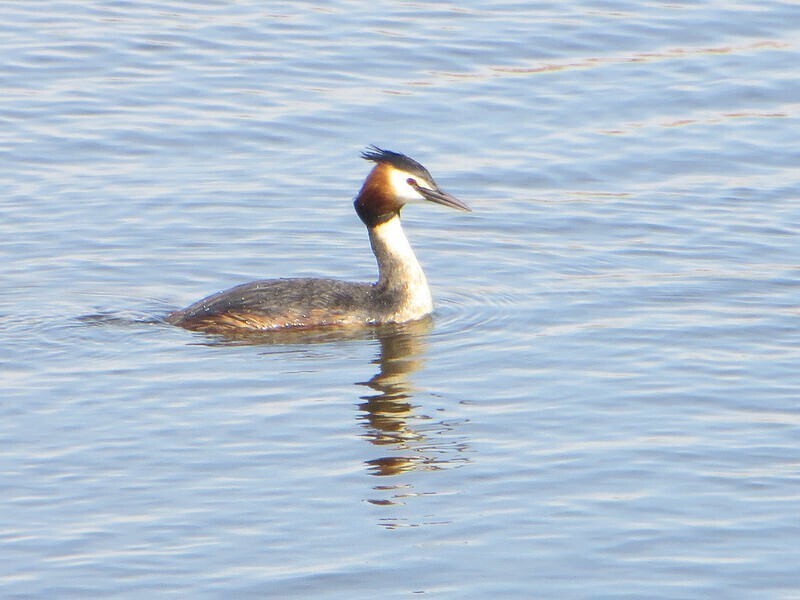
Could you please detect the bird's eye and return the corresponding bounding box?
[406,178,417,187]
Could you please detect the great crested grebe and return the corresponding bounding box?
[167,146,471,335]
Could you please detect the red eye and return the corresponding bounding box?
[406,178,417,186]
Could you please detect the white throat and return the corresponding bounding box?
[368,215,433,320]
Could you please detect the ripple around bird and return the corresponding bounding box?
[2,1,800,597]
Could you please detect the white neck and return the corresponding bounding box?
[368,215,433,320]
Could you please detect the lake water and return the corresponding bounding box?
[2,1,799,598]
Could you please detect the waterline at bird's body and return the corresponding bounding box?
[167,146,470,335]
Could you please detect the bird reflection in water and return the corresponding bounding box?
[357,318,470,513]
[171,315,469,525]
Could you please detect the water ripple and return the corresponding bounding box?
[2,0,800,596]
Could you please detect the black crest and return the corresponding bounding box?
[361,145,434,183]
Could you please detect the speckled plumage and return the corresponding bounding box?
[167,278,379,333]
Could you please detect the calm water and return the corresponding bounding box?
[2,1,799,598]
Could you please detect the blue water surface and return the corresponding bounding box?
[1,1,799,598]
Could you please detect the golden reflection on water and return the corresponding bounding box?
[175,316,469,524]
[356,319,470,517]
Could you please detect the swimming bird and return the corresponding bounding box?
[167,146,470,335]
